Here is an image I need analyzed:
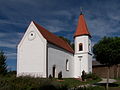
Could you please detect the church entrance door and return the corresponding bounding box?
[52,65,56,78]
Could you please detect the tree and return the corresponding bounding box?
[93,37,120,90]
[59,36,74,50]
[59,36,71,45]
[0,51,7,75]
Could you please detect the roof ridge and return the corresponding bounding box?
[33,21,74,53]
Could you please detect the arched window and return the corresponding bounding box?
[66,59,69,71]
[79,43,83,51]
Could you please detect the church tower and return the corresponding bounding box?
[74,13,92,78]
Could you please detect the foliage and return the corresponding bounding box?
[84,73,101,81]
[74,86,105,90]
[115,78,120,86]
[0,76,68,90]
[58,78,82,88]
[93,37,120,66]
[58,71,62,80]
[71,43,75,50]
[81,70,86,81]
[93,37,120,90]
[59,36,74,50]
[0,75,102,90]
[0,51,7,75]
[59,36,71,45]
[6,71,16,77]
[49,74,53,79]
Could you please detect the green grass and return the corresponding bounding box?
[81,86,105,90]
[115,78,120,88]
[115,78,120,86]
[0,76,102,90]
[55,78,101,88]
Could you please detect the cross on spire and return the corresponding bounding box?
[80,7,83,15]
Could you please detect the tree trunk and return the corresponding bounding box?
[114,65,116,78]
[116,64,119,78]
[106,66,110,90]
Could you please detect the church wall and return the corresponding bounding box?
[17,22,47,77]
[88,54,92,72]
[75,36,89,53]
[74,35,92,78]
[74,54,89,78]
[48,43,74,78]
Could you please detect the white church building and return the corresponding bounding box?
[17,13,92,78]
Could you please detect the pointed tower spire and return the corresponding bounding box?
[74,12,91,38]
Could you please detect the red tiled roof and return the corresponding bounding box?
[33,21,74,54]
[74,14,91,37]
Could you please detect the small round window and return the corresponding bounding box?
[28,31,36,40]
[31,33,33,36]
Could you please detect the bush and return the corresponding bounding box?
[0,76,68,90]
[58,71,62,80]
[84,73,101,81]
[49,74,53,79]
[0,75,102,90]
[81,70,86,81]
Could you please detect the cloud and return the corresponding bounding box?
[0,0,120,71]
[0,41,16,49]
[7,65,16,71]
[6,52,16,60]
[0,19,25,26]
[82,0,120,39]
[0,32,24,49]
[52,10,73,20]
[0,32,7,38]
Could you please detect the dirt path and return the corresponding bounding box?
[98,78,116,83]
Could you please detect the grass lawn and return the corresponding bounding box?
[94,78,120,90]
[0,76,102,90]
[115,78,120,86]
[108,78,120,90]
[56,78,101,88]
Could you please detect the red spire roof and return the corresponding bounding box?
[33,21,74,54]
[74,14,91,37]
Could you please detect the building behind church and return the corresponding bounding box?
[17,13,92,78]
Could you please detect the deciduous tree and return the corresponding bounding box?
[93,37,120,90]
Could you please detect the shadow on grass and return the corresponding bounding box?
[40,85,57,90]
[40,85,68,90]
[94,83,119,87]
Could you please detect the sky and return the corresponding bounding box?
[0,0,120,70]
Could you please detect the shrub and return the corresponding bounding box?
[58,71,62,80]
[84,73,101,80]
[81,70,86,81]
[49,74,53,79]
[0,76,68,90]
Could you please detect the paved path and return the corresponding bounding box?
[98,78,116,83]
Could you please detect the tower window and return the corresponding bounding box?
[79,43,83,51]
[66,59,69,71]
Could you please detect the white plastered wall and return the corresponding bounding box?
[17,22,47,77]
[48,43,74,78]
[74,35,92,78]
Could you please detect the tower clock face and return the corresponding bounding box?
[28,31,36,40]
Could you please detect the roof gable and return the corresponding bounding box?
[33,21,74,54]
